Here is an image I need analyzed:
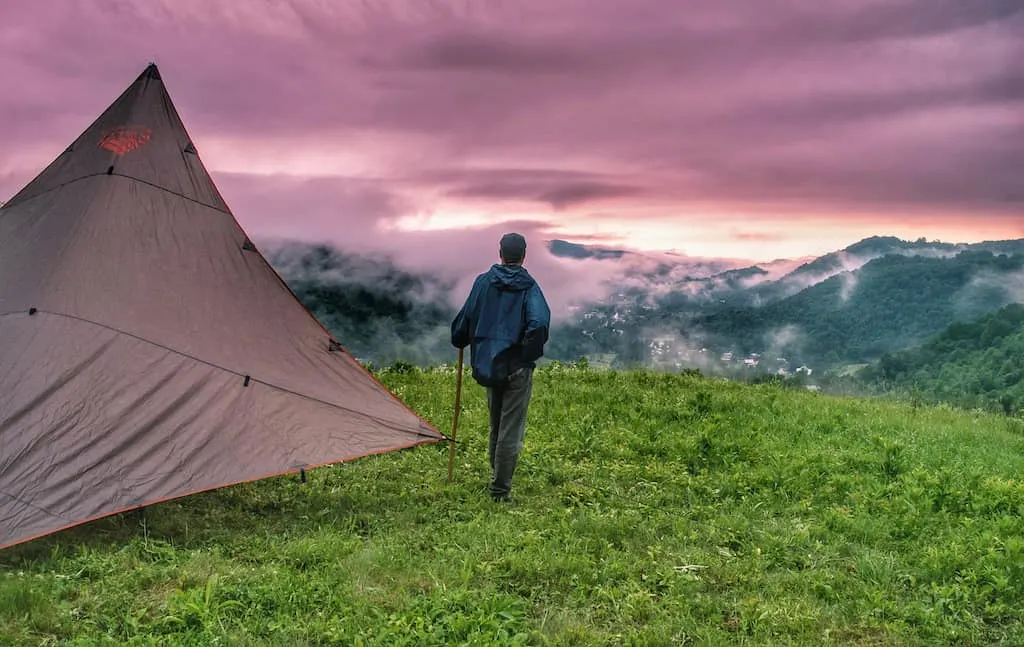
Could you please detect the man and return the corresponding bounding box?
[451,233,551,502]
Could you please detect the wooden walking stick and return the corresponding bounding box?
[447,347,465,484]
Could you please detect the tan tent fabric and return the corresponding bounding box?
[0,64,445,550]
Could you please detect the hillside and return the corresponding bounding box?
[690,249,1024,367]
[689,235,981,308]
[855,303,1024,413]
[264,242,457,365]
[2,368,1024,645]
[260,237,1024,384]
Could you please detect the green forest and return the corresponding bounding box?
[854,303,1024,415]
[265,244,458,366]
[264,240,1024,416]
[691,250,1023,366]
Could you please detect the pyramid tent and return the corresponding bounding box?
[0,64,446,550]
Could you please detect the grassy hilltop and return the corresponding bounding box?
[2,366,1024,645]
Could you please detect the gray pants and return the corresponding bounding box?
[486,367,534,499]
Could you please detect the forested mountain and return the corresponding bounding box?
[263,236,1024,385]
[715,235,1023,306]
[263,242,457,366]
[547,239,627,260]
[691,249,1024,366]
[853,303,1024,414]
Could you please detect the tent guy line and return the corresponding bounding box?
[0,308,437,440]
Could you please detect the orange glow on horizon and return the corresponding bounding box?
[383,205,1023,262]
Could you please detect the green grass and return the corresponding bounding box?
[3,364,1024,645]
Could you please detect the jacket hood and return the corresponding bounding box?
[487,263,536,292]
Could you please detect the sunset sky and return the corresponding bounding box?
[1,0,1022,264]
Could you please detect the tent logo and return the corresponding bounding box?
[98,125,152,155]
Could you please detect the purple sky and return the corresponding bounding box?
[2,0,1022,269]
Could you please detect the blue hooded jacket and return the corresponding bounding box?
[451,263,551,387]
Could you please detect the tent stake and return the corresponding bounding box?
[447,347,464,484]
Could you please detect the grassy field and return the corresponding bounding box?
[2,364,1024,645]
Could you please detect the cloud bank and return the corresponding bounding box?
[2,0,1021,278]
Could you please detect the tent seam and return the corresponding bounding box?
[0,172,230,217]
[0,310,446,441]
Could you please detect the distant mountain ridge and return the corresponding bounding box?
[691,249,1024,365]
[547,239,627,260]
[263,242,457,366]
[540,234,1024,375]
[691,235,1024,307]
[265,234,1024,382]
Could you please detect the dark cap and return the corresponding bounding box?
[500,232,527,263]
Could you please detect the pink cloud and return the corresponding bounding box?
[2,0,1021,266]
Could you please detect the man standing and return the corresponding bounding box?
[451,233,551,502]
